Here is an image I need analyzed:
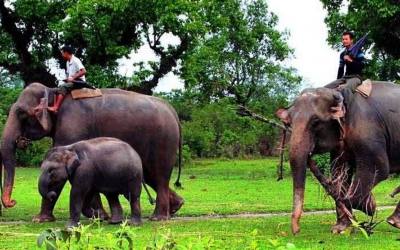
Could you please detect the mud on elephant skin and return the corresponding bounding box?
[38,137,143,228]
[276,82,400,234]
[0,82,183,222]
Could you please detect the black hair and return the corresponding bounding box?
[342,31,354,39]
[61,45,74,54]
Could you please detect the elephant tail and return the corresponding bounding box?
[174,122,183,189]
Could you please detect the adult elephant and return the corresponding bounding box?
[0,82,183,221]
[276,81,400,234]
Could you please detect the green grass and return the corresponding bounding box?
[0,158,399,249]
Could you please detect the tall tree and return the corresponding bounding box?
[321,0,400,82]
[181,0,301,106]
[0,0,68,87]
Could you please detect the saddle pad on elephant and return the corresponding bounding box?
[355,79,372,98]
[71,88,102,100]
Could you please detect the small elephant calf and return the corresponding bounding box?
[38,137,143,228]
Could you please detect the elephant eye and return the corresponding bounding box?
[16,108,28,120]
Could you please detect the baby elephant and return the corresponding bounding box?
[38,137,143,228]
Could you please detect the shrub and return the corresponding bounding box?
[16,138,52,167]
[312,153,331,174]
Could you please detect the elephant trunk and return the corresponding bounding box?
[0,105,21,208]
[289,123,313,235]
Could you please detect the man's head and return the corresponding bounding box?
[342,31,354,48]
[61,46,74,61]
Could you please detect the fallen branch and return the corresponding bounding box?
[236,105,291,132]
[235,105,290,181]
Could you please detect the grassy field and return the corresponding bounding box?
[0,158,399,249]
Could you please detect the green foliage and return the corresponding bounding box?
[36,220,297,250]
[159,90,286,159]
[0,86,22,138]
[16,138,52,167]
[181,99,279,158]
[37,220,136,250]
[321,0,400,82]
[181,0,301,105]
[312,153,331,174]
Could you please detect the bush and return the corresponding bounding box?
[312,153,331,174]
[181,100,280,159]
[16,138,52,167]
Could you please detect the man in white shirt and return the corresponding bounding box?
[48,46,87,112]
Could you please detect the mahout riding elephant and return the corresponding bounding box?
[39,137,143,228]
[0,82,183,222]
[276,81,400,234]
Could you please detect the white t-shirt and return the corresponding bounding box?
[66,55,85,81]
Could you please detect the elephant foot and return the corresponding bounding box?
[149,214,170,221]
[129,217,142,226]
[82,208,110,221]
[331,220,352,234]
[108,215,123,224]
[32,213,56,223]
[170,198,184,216]
[387,214,400,229]
[66,220,79,229]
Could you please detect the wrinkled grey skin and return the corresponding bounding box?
[1,82,183,222]
[39,137,143,228]
[277,82,400,234]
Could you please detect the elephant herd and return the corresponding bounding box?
[1,81,400,234]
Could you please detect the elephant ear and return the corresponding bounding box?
[65,150,81,179]
[330,92,345,119]
[276,108,291,125]
[33,89,52,133]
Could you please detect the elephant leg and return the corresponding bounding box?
[149,179,170,221]
[105,194,123,224]
[124,180,142,226]
[169,189,184,216]
[387,201,400,229]
[346,154,389,216]
[32,197,57,223]
[67,187,89,228]
[33,182,67,222]
[82,193,109,220]
[331,160,354,233]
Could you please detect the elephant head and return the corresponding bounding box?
[38,147,80,202]
[1,83,55,208]
[276,87,345,234]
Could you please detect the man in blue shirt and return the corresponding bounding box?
[337,31,365,78]
[326,31,365,89]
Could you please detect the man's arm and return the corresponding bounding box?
[337,51,345,79]
[68,68,86,81]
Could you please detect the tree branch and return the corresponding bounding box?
[133,35,190,95]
